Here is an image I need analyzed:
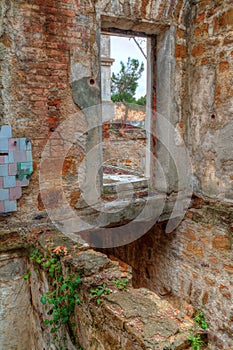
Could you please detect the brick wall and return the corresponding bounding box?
[103,200,233,348]
[0,0,190,226]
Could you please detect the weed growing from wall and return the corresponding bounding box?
[188,310,209,350]
[90,284,111,305]
[28,247,82,350]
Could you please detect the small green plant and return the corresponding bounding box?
[109,124,116,131]
[30,248,44,264]
[23,271,31,280]
[188,310,208,350]
[114,278,128,290]
[90,284,111,305]
[188,334,204,350]
[194,310,209,330]
[29,247,82,349]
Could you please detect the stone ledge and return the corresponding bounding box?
[0,225,199,349]
[35,229,196,349]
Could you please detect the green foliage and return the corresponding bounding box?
[188,334,204,350]
[111,57,144,104]
[90,284,111,305]
[30,249,82,350]
[194,310,209,330]
[113,278,128,290]
[136,95,146,105]
[23,271,31,280]
[188,310,208,350]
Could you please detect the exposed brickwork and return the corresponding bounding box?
[104,202,233,348]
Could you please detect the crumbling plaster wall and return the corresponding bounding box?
[0,249,33,350]
[186,0,233,201]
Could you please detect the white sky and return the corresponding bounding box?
[110,36,147,99]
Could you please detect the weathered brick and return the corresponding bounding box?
[184,229,196,241]
[194,12,205,24]
[223,35,233,45]
[219,285,231,300]
[204,277,215,286]
[202,291,209,305]
[208,256,219,265]
[193,23,208,38]
[176,28,185,39]
[175,45,187,59]
[214,8,233,31]
[212,236,231,251]
[219,61,229,72]
[187,242,204,258]
[199,236,210,245]
[223,264,233,274]
[191,44,206,56]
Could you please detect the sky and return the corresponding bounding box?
[110,36,147,99]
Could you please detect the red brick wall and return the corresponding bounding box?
[0,0,94,223]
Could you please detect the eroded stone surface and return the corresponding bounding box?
[0,252,32,350]
[0,229,196,350]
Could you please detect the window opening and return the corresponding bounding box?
[100,32,153,199]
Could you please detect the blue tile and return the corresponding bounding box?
[4,200,17,212]
[3,176,16,188]
[0,189,9,200]
[0,126,12,138]
[8,151,14,163]
[0,165,9,176]
[0,138,9,151]
[19,138,27,151]
[26,151,32,162]
[3,152,13,164]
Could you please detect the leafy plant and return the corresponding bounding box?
[90,284,111,305]
[114,278,128,290]
[188,334,204,350]
[29,248,82,349]
[30,248,43,264]
[188,310,208,350]
[194,310,209,330]
[23,271,31,280]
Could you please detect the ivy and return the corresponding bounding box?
[29,247,82,350]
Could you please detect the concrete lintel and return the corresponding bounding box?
[101,15,169,36]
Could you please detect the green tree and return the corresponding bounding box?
[111,57,144,104]
[136,95,146,105]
